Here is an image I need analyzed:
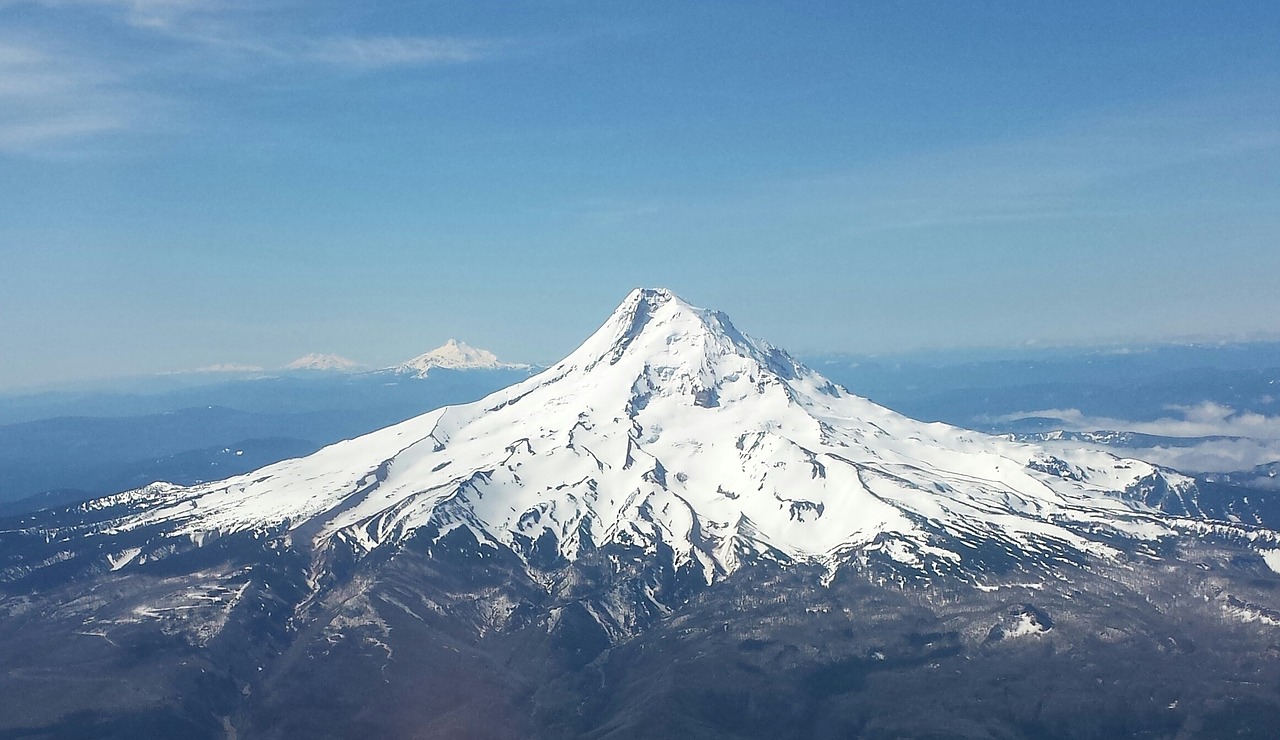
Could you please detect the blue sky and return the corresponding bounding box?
[2,1,1278,389]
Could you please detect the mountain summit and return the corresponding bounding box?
[284,353,361,372]
[3,288,1280,738]
[391,338,527,376]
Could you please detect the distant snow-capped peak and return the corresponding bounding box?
[284,353,362,372]
[161,363,266,375]
[391,339,527,377]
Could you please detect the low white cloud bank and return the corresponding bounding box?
[993,401,1280,440]
[997,401,1280,473]
[1031,436,1280,474]
[1113,440,1280,475]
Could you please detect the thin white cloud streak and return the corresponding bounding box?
[556,92,1280,246]
[85,0,215,30]
[12,0,259,32]
[304,36,502,68]
[16,0,507,67]
[745,94,1280,235]
[0,0,506,152]
[0,112,130,150]
[0,38,150,153]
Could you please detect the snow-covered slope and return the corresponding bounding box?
[390,339,527,377]
[69,289,1276,586]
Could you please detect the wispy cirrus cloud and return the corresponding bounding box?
[550,90,1280,245]
[16,0,508,65]
[303,36,504,69]
[12,0,262,33]
[738,92,1280,235]
[0,1,508,153]
[0,38,154,154]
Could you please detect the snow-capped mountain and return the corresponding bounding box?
[284,353,362,372]
[389,338,527,377]
[164,363,266,375]
[20,289,1278,585]
[3,289,1279,738]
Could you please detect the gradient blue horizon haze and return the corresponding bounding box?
[2,1,1278,389]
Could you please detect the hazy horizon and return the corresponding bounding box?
[4,323,1279,396]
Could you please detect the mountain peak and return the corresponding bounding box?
[558,288,805,390]
[284,353,361,372]
[628,286,679,306]
[392,339,526,377]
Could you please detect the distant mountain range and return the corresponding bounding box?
[170,340,530,378]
